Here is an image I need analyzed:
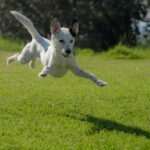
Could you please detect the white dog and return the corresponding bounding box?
[7,11,107,87]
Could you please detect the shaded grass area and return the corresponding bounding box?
[0,36,150,59]
[103,44,150,59]
[62,113,150,138]
[0,51,150,149]
[77,45,150,59]
[0,36,24,52]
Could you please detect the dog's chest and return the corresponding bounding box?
[50,58,70,77]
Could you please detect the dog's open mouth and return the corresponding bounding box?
[62,53,69,57]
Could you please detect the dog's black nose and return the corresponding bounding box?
[66,49,71,54]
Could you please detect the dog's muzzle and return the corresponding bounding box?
[62,49,71,57]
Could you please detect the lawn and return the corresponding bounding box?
[0,50,150,149]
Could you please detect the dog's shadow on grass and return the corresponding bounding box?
[62,113,150,139]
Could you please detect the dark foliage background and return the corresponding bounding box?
[0,0,147,51]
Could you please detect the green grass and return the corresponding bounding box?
[77,44,150,59]
[102,44,150,59]
[0,50,150,149]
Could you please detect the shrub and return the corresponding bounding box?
[103,44,150,59]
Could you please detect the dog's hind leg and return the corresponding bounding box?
[7,53,30,65]
[29,59,35,70]
[7,53,19,65]
[7,43,33,65]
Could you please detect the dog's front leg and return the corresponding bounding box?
[39,53,53,77]
[70,65,107,87]
[39,66,50,77]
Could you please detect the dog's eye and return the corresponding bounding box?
[70,40,73,43]
[59,39,65,43]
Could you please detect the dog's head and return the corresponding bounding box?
[51,18,79,57]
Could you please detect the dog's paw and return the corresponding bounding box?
[38,72,48,78]
[39,68,49,78]
[39,67,50,78]
[7,58,11,65]
[96,80,108,87]
[38,69,49,77]
[100,82,108,87]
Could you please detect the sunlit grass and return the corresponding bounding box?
[0,50,149,149]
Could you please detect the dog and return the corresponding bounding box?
[7,11,107,87]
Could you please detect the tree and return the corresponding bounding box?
[0,0,147,51]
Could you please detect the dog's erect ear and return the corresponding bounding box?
[69,18,79,37]
[51,18,61,34]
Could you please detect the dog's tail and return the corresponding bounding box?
[10,11,40,38]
